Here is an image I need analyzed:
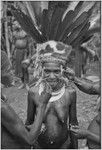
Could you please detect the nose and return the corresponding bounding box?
[50,72,55,78]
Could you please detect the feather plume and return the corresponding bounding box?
[11,6,46,43]
[49,7,65,40]
[41,9,49,40]
[10,1,100,49]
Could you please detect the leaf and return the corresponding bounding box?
[89,13,100,29]
[1,51,11,74]
[80,26,100,44]
[80,35,93,44]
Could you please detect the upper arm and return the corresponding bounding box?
[92,82,100,95]
[68,88,78,125]
[75,77,100,95]
[1,101,32,145]
[68,89,78,148]
[1,101,20,127]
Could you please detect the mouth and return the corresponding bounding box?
[46,79,58,83]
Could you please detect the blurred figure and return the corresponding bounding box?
[1,50,14,87]
[1,81,51,149]
[12,20,30,89]
[64,68,101,149]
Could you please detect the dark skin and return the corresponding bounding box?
[12,21,30,88]
[64,68,100,95]
[26,62,78,149]
[64,68,101,149]
[70,112,101,149]
[74,77,100,95]
[1,84,51,149]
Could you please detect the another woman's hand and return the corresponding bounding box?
[70,125,88,139]
[63,67,75,81]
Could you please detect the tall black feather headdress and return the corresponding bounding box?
[11,1,100,47]
[10,1,100,78]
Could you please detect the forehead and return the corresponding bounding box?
[43,63,61,70]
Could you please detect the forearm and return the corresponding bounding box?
[25,94,36,125]
[28,104,46,145]
[70,130,78,148]
[74,77,99,95]
[1,101,45,146]
[87,130,101,144]
[69,91,78,126]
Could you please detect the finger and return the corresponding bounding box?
[70,125,79,129]
[70,129,79,134]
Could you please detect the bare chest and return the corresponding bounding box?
[44,91,71,122]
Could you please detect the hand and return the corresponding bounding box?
[70,125,88,139]
[39,81,52,105]
[25,124,32,131]
[22,59,30,68]
[1,93,8,102]
[29,81,52,107]
[63,67,75,81]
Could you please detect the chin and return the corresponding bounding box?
[49,82,57,87]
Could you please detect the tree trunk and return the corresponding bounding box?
[4,2,11,61]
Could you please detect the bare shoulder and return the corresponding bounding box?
[65,85,76,95]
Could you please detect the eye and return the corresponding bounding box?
[54,70,61,74]
[44,69,51,74]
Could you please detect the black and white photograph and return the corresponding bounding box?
[1,1,101,149]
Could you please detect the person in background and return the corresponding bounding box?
[1,81,51,149]
[12,20,30,89]
[64,68,101,149]
[1,50,14,87]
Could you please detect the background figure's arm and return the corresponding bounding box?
[87,130,101,144]
[69,89,78,149]
[1,99,46,146]
[25,91,36,125]
[74,77,100,95]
